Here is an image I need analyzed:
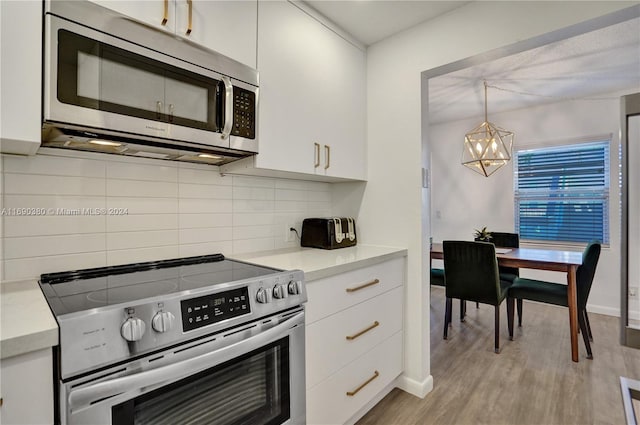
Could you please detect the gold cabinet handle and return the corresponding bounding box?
[346,371,379,397]
[346,321,379,341]
[186,0,193,35]
[346,279,379,293]
[161,0,168,25]
[324,144,330,170]
[314,142,320,168]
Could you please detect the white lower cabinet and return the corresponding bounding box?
[305,258,405,425]
[0,349,54,425]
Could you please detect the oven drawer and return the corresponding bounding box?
[306,331,403,425]
[306,286,403,389]
[305,257,404,324]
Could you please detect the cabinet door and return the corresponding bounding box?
[256,1,366,180]
[88,0,176,32]
[175,0,257,68]
[255,1,321,175]
[0,349,54,425]
[0,0,41,154]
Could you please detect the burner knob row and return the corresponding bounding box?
[256,281,302,304]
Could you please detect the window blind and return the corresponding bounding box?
[514,141,610,244]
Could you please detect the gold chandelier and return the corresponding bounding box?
[462,81,514,177]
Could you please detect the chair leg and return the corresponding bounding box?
[444,297,452,340]
[494,306,500,354]
[476,302,479,309]
[578,308,593,359]
[584,310,593,342]
[460,300,466,322]
[506,297,514,340]
[516,299,523,327]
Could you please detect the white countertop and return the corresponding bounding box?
[233,244,407,281]
[1,279,58,359]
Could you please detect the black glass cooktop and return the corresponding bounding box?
[39,254,280,316]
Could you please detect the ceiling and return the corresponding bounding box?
[301,1,640,125]
[304,1,471,46]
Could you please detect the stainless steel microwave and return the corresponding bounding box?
[42,1,259,165]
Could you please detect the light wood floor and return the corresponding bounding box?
[357,286,640,425]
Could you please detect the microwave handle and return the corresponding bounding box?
[67,311,304,411]
[220,76,233,140]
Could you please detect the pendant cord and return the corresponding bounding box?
[484,80,488,123]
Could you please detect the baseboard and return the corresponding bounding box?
[587,304,620,317]
[396,373,434,399]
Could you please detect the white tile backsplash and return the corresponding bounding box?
[3,234,105,259]
[106,179,178,198]
[178,213,233,229]
[106,214,179,232]
[1,151,334,281]
[4,216,106,237]
[106,230,179,250]
[106,197,179,214]
[179,183,233,200]
[5,174,106,196]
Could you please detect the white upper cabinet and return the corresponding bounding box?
[89,0,176,32]
[175,0,257,68]
[90,0,257,68]
[223,0,367,181]
[0,1,42,155]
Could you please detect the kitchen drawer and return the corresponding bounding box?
[306,257,404,324]
[306,331,403,425]
[306,286,403,389]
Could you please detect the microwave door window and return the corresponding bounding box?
[80,52,165,120]
[58,30,167,123]
[164,70,218,131]
[57,30,219,133]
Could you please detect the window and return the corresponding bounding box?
[514,140,610,245]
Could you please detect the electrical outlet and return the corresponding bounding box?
[630,286,638,298]
[285,224,295,242]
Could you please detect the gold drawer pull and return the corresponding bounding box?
[346,371,379,397]
[346,279,380,293]
[346,321,380,341]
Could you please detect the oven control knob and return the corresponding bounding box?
[256,287,271,304]
[273,283,288,299]
[121,317,146,342]
[288,281,301,295]
[152,311,176,333]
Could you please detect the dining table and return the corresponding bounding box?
[430,242,585,362]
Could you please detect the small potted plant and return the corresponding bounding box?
[474,227,492,242]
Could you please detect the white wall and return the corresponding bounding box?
[430,92,637,319]
[361,1,638,398]
[0,149,332,281]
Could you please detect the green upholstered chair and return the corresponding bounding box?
[443,240,513,353]
[507,241,601,359]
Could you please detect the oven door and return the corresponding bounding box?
[61,310,305,425]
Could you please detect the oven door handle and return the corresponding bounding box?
[67,311,304,411]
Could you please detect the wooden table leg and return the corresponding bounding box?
[567,265,579,362]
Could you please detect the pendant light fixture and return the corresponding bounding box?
[462,81,514,177]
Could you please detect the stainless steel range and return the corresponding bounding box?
[39,254,307,425]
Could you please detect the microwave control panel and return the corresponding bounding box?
[231,87,255,139]
[180,287,250,331]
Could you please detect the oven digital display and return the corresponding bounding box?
[180,287,250,331]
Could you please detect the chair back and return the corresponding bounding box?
[577,241,601,308]
[443,241,502,305]
[489,232,520,277]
